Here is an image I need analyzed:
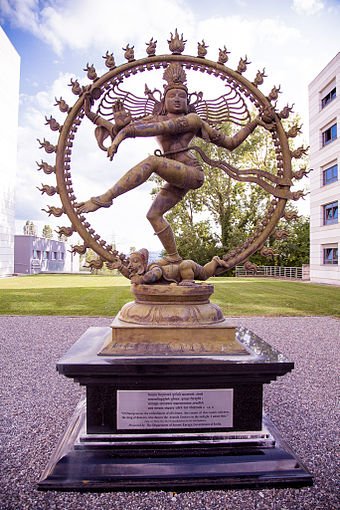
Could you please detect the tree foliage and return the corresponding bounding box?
[152,123,273,261]
[275,216,310,267]
[151,118,309,268]
[42,224,53,239]
[250,215,310,267]
[23,220,37,236]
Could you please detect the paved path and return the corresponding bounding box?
[1,316,338,510]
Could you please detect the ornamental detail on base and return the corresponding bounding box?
[37,30,309,285]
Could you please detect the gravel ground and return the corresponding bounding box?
[0,315,339,510]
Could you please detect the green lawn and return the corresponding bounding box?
[0,274,339,317]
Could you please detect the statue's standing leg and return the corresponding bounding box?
[147,185,187,262]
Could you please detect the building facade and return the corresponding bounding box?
[309,53,339,285]
[0,28,20,275]
[14,236,79,274]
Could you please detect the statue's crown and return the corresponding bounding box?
[163,63,188,94]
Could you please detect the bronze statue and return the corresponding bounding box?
[38,32,307,282]
[76,63,273,264]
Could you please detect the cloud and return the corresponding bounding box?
[292,0,324,15]
[0,0,40,33]
[195,15,304,112]
[197,15,302,56]
[1,0,195,55]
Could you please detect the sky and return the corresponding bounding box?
[0,0,339,253]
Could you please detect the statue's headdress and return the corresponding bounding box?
[137,248,149,266]
[98,62,250,125]
[163,63,188,94]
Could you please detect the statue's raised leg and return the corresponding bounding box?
[98,155,188,205]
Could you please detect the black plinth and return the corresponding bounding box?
[38,327,312,490]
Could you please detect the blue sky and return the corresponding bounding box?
[0,0,339,250]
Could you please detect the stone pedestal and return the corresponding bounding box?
[38,284,312,490]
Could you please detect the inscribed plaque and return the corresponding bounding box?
[117,389,233,429]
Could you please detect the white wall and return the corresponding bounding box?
[309,53,340,285]
[0,28,20,275]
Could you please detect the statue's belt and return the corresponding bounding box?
[154,147,191,158]
[154,146,231,173]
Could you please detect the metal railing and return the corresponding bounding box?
[235,265,303,279]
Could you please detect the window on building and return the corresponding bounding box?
[51,252,58,260]
[43,251,49,260]
[59,252,65,260]
[323,247,338,265]
[323,201,338,225]
[323,163,338,185]
[322,123,337,146]
[321,87,336,109]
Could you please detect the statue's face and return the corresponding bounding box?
[128,253,145,275]
[164,88,188,114]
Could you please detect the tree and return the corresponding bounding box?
[42,224,53,239]
[277,216,310,267]
[165,206,220,265]
[257,215,309,267]
[151,115,308,267]
[23,221,37,236]
[152,122,276,264]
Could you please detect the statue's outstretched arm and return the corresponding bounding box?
[83,93,116,134]
[84,97,133,153]
[135,266,163,284]
[200,118,262,150]
[107,113,201,159]
[200,112,276,151]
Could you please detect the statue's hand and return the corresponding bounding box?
[256,117,276,131]
[213,255,228,267]
[107,142,118,160]
[113,100,131,130]
[109,260,123,270]
[130,274,143,284]
[257,107,276,131]
[83,91,94,113]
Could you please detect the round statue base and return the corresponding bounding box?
[99,284,241,356]
[119,283,224,325]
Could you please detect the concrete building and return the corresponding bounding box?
[309,53,339,285]
[14,235,79,274]
[0,28,20,275]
